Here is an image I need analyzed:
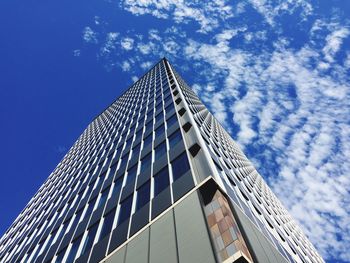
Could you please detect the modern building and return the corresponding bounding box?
[0,58,323,263]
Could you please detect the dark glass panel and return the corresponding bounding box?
[171,152,190,181]
[117,195,133,225]
[99,209,116,240]
[155,141,166,160]
[140,153,152,172]
[136,181,150,210]
[80,223,99,256]
[126,165,137,185]
[168,129,182,148]
[154,166,169,196]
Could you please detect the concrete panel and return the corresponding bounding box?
[232,202,289,263]
[174,191,216,263]
[149,210,177,263]
[105,246,126,263]
[253,225,280,263]
[189,147,213,183]
[125,228,149,263]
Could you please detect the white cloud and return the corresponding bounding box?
[121,0,233,33]
[163,40,179,55]
[120,37,134,50]
[244,32,253,42]
[235,2,246,14]
[94,15,100,25]
[82,26,98,44]
[100,32,119,55]
[137,43,153,54]
[121,61,131,71]
[140,61,152,70]
[248,0,313,26]
[345,52,350,68]
[215,28,245,42]
[323,27,350,63]
[73,49,81,57]
[165,26,187,37]
[149,29,162,40]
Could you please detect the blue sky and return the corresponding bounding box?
[0,0,349,262]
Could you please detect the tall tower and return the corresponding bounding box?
[0,58,323,263]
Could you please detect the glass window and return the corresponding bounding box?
[143,134,152,148]
[165,102,174,113]
[103,154,113,168]
[42,229,57,255]
[126,165,137,185]
[171,152,190,181]
[145,120,153,132]
[129,125,136,136]
[108,162,118,179]
[155,112,163,123]
[115,146,122,158]
[132,143,141,157]
[154,166,169,196]
[155,102,163,111]
[84,198,96,219]
[99,209,116,240]
[164,94,172,103]
[148,101,154,109]
[163,87,170,95]
[168,129,182,148]
[135,129,143,141]
[117,195,133,225]
[166,114,177,128]
[155,141,166,160]
[112,177,123,197]
[155,124,164,137]
[55,247,67,263]
[68,209,83,234]
[54,222,68,245]
[97,187,110,208]
[156,93,162,103]
[132,115,138,124]
[66,235,83,262]
[93,176,103,191]
[80,223,98,256]
[138,117,145,127]
[146,110,153,121]
[30,241,44,262]
[136,181,150,210]
[119,155,128,170]
[125,137,133,149]
[140,153,152,172]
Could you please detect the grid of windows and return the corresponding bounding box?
[0,58,322,263]
[0,59,190,263]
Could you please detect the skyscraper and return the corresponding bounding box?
[0,58,323,263]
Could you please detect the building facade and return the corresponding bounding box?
[0,59,323,263]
